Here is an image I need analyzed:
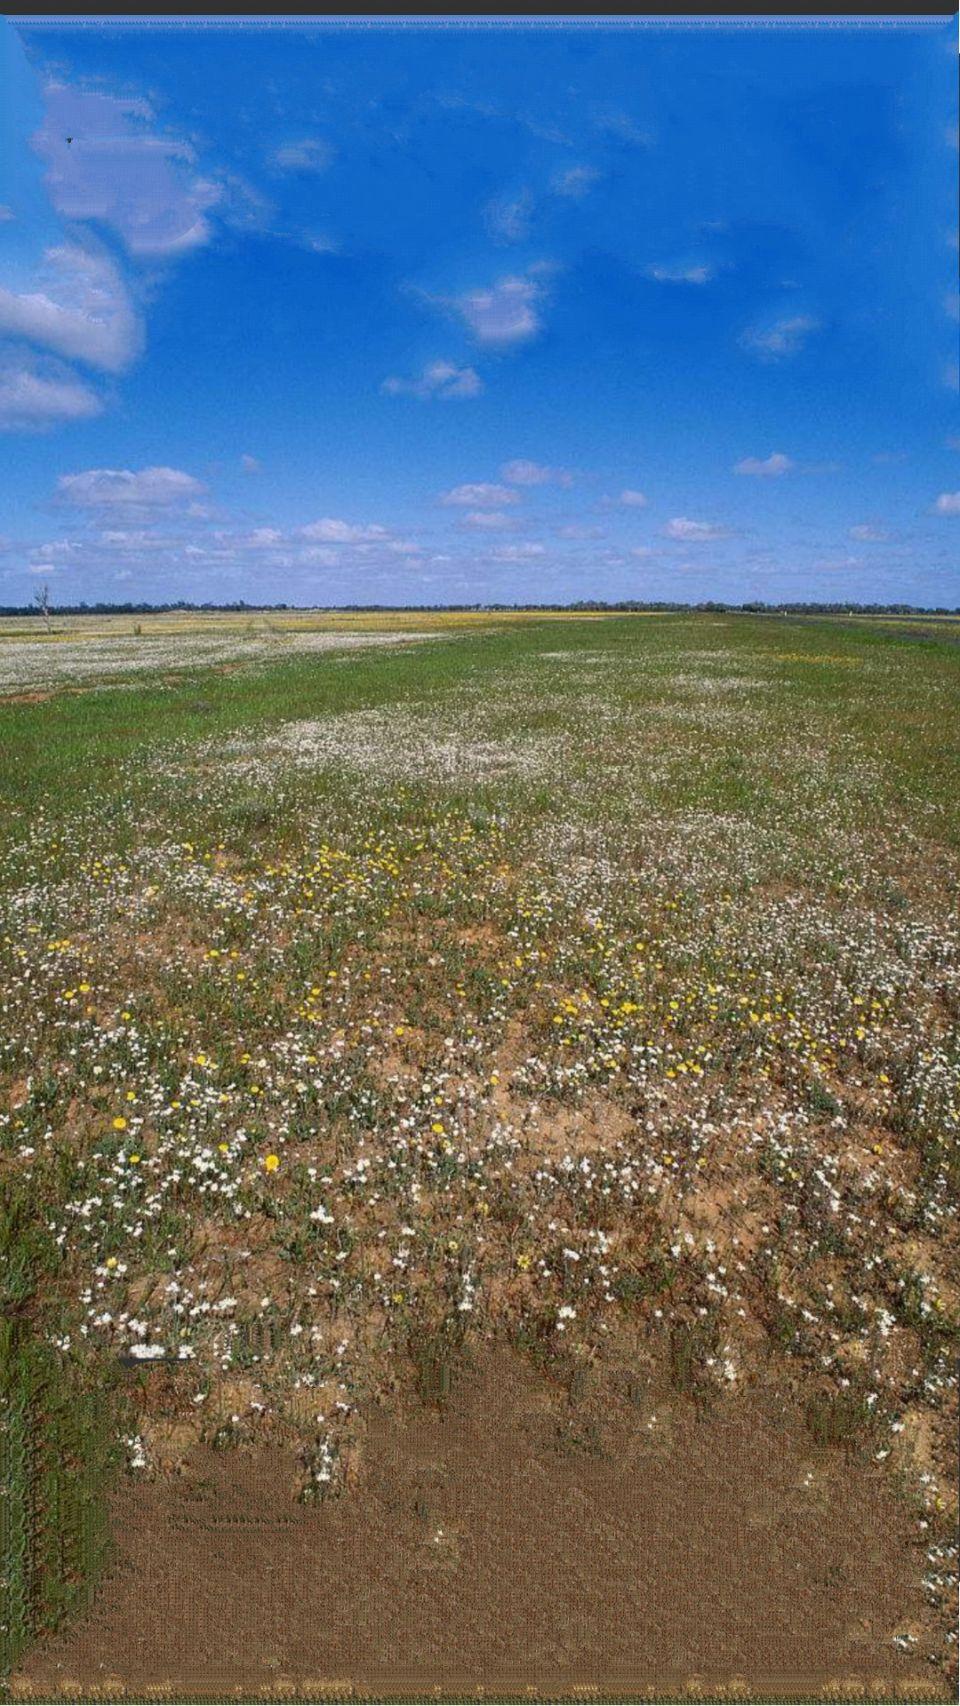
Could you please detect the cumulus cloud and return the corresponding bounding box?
[557,523,605,540]
[440,483,520,508]
[270,137,333,174]
[551,165,600,200]
[57,466,205,508]
[646,263,714,284]
[449,273,545,347]
[933,492,960,515]
[0,354,102,430]
[619,489,648,506]
[662,517,728,542]
[734,453,793,477]
[300,518,389,543]
[501,459,572,487]
[33,83,221,259]
[740,314,820,361]
[0,244,140,373]
[382,361,483,401]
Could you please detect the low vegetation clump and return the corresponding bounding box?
[0,610,957,1685]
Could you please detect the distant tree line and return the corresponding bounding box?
[1,598,957,618]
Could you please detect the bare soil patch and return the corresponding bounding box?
[11,1348,945,1702]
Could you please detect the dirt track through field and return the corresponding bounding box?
[12,1349,944,1702]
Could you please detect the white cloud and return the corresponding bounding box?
[0,354,102,430]
[300,518,388,543]
[551,165,600,200]
[733,453,793,477]
[501,459,572,487]
[450,273,544,346]
[485,189,533,244]
[740,314,820,361]
[0,245,140,373]
[662,517,728,542]
[593,110,651,147]
[33,83,221,259]
[298,546,339,568]
[240,453,261,473]
[490,542,545,561]
[57,466,205,508]
[270,137,333,174]
[619,489,648,507]
[0,207,13,223]
[933,492,960,515]
[301,232,342,256]
[849,524,888,541]
[630,546,653,559]
[440,483,520,508]
[382,361,483,401]
[646,263,714,284]
[460,511,516,531]
[557,523,604,540]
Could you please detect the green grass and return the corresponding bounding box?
[1,609,958,1683]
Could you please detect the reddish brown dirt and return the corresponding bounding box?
[11,1349,947,1702]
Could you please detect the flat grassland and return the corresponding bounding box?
[1,610,958,1700]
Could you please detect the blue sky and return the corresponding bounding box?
[0,15,957,607]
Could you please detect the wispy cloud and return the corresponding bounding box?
[662,517,729,542]
[490,542,545,561]
[299,518,388,543]
[460,510,517,531]
[619,489,648,507]
[501,459,572,487]
[646,263,714,284]
[484,188,533,244]
[849,523,888,541]
[0,244,140,373]
[740,314,820,361]
[0,354,102,431]
[382,361,483,401]
[440,483,520,508]
[734,453,793,477]
[551,165,600,200]
[933,492,960,515]
[270,137,333,174]
[240,453,261,474]
[592,109,651,148]
[57,466,204,508]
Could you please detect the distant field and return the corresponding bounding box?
[2,612,958,1699]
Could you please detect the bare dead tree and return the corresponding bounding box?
[33,583,53,632]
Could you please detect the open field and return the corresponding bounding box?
[1,610,958,1700]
